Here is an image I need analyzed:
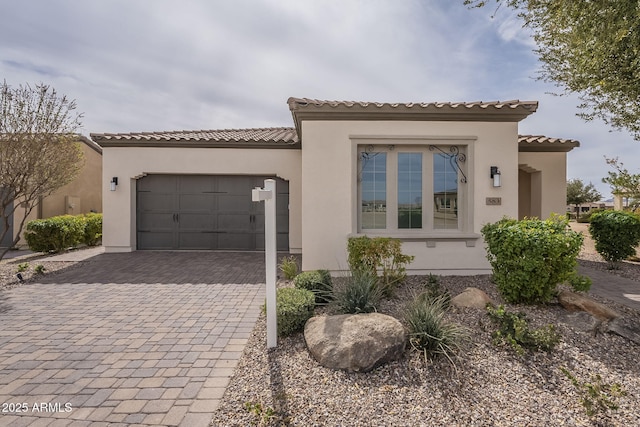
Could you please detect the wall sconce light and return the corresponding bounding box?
[490,166,501,187]
[110,177,118,191]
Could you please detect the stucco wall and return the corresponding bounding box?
[102,147,302,253]
[518,152,567,219]
[299,120,520,275]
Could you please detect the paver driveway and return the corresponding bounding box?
[0,251,267,426]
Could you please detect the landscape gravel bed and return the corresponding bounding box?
[211,270,640,427]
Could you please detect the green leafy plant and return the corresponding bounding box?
[560,367,627,418]
[270,288,315,337]
[481,215,583,304]
[81,213,103,246]
[244,401,277,426]
[347,236,414,296]
[404,292,468,365]
[568,272,592,293]
[486,305,560,356]
[34,264,46,274]
[330,269,383,314]
[421,274,451,308]
[278,255,299,280]
[589,210,640,268]
[16,262,29,272]
[293,270,333,305]
[24,215,85,253]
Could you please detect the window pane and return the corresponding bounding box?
[433,153,458,229]
[398,153,422,229]
[361,152,386,229]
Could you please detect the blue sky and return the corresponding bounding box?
[1,0,637,199]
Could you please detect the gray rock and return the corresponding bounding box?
[304,313,406,372]
[606,318,640,345]
[562,311,603,335]
[557,290,620,320]
[451,287,494,309]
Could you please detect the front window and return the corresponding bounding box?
[358,145,467,233]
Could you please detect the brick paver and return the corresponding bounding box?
[0,251,267,426]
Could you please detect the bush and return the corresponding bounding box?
[274,288,315,337]
[278,255,299,280]
[293,270,333,305]
[25,215,85,253]
[330,269,383,314]
[568,273,593,293]
[481,215,583,304]
[404,292,468,364]
[589,210,640,267]
[486,305,560,356]
[347,236,414,296]
[576,208,606,223]
[81,213,103,246]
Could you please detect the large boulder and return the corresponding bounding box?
[304,313,406,372]
[558,290,620,321]
[451,287,494,309]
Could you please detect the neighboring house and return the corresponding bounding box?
[92,98,579,275]
[1,136,102,248]
[566,201,614,217]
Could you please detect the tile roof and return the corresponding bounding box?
[288,98,539,110]
[91,127,299,148]
[518,134,580,152]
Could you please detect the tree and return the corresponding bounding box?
[0,82,84,260]
[465,1,640,140]
[566,179,601,220]
[602,157,640,209]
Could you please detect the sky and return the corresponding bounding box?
[1,0,637,199]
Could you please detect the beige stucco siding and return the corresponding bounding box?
[102,146,301,253]
[518,152,567,219]
[300,120,520,275]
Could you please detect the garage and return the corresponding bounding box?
[0,187,13,248]
[136,174,289,251]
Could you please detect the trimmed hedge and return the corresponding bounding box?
[25,213,103,253]
[275,288,315,337]
[481,215,583,304]
[589,210,640,265]
[293,270,333,305]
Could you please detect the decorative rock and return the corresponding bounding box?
[451,287,494,309]
[562,311,603,335]
[304,313,406,372]
[558,290,620,320]
[606,318,640,345]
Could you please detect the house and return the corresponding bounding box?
[91,98,579,275]
[1,135,103,248]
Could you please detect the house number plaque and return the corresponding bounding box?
[486,197,502,206]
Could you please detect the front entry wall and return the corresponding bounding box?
[102,147,301,253]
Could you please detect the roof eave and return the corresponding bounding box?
[92,138,300,149]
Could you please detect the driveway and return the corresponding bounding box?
[0,252,267,426]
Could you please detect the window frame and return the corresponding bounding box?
[354,136,476,241]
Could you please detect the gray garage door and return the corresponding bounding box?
[136,175,289,251]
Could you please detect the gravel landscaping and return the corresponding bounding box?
[211,226,640,427]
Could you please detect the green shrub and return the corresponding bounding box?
[25,215,85,253]
[560,367,627,418]
[576,208,605,223]
[481,215,583,304]
[34,264,46,274]
[293,270,333,305]
[347,236,414,296]
[278,255,299,280]
[16,262,29,272]
[404,293,467,364]
[568,273,593,293]
[331,269,383,314]
[589,210,640,267]
[81,213,103,246]
[421,274,451,307]
[274,288,315,337]
[486,305,560,356]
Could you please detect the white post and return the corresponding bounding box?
[252,179,277,348]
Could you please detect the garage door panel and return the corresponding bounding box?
[138,212,175,230]
[138,193,176,211]
[217,213,251,230]
[179,175,214,192]
[217,194,252,212]
[178,213,216,230]
[218,232,254,250]
[138,175,177,192]
[137,231,174,250]
[179,194,214,212]
[178,232,217,250]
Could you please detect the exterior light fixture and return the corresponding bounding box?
[110,177,118,191]
[490,166,501,187]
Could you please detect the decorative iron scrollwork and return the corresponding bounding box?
[429,145,468,183]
